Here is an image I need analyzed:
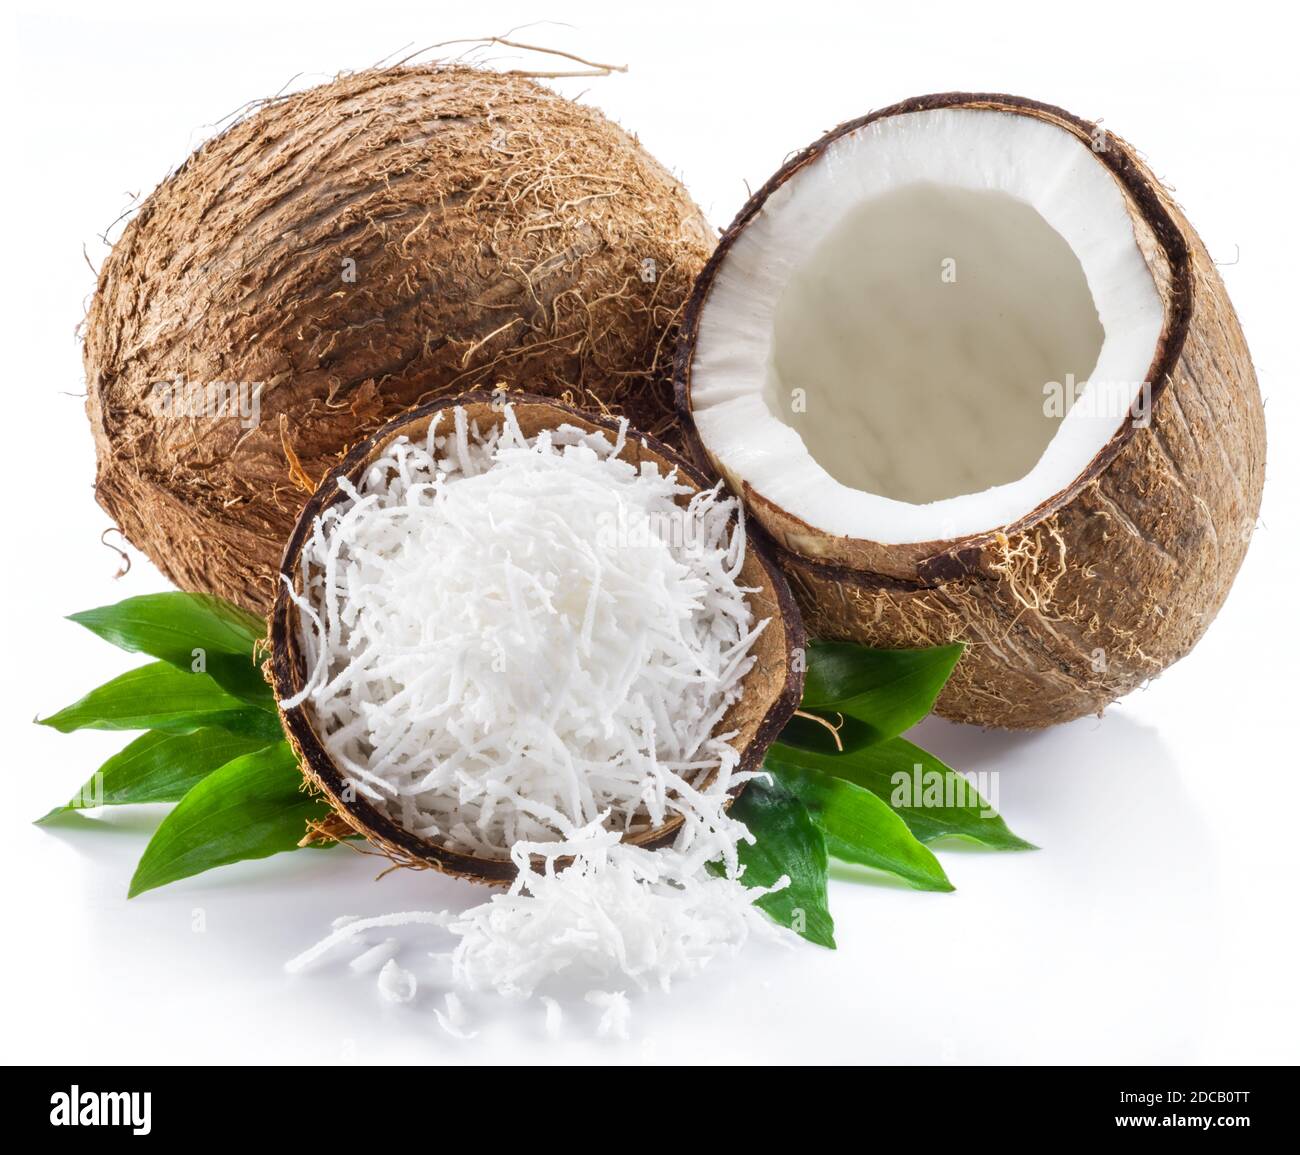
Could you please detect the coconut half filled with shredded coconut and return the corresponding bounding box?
[676,93,1265,728]
[271,394,803,1008]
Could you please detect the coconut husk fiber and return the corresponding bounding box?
[86,64,715,614]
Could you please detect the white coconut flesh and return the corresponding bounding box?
[689,107,1166,545]
[281,407,769,859]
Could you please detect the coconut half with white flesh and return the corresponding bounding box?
[676,93,1265,728]
[269,393,804,883]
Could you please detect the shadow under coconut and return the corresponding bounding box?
[908,706,1222,896]
[908,712,1060,769]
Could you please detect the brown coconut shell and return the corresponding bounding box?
[268,392,805,884]
[675,93,1266,729]
[85,65,715,616]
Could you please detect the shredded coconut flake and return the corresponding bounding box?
[282,404,792,1028]
[377,959,417,1004]
[541,996,563,1039]
[284,407,764,855]
[438,816,788,999]
[348,939,399,974]
[586,990,632,1040]
[286,911,450,974]
[433,992,478,1041]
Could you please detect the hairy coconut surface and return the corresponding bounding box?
[676,93,1266,729]
[268,393,804,884]
[86,65,714,614]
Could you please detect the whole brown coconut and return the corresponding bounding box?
[676,93,1266,729]
[268,393,804,883]
[86,65,714,614]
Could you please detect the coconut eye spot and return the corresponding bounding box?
[765,182,1105,505]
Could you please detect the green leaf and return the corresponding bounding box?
[767,752,954,892]
[798,642,964,745]
[766,739,1034,851]
[38,661,285,741]
[128,743,330,897]
[37,729,276,821]
[716,778,835,948]
[69,593,271,706]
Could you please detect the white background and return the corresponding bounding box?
[3,0,1297,1065]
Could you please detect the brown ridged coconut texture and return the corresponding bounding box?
[676,93,1266,729]
[86,65,715,615]
[268,393,805,884]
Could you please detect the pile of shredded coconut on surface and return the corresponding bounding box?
[281,405,790,1033]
